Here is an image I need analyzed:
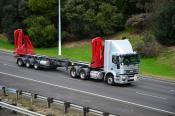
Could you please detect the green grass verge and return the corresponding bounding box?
[0,36,175,80]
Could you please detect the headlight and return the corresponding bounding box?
[134,74,140,81]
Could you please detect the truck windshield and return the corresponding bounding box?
[121,54,140,65]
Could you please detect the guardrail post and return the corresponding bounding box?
[2,87,7,96]
[64,102,70,114]
[33,94,37,99]
[31,94,37,105]
[47,97,53,108]
[83,107,89,116]
[103,112,109,116]
[11,103,17,114]
[0,99,2,110]
[16,90,19,100]
[46,113,52,116]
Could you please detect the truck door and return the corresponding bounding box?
[111,55,120,74]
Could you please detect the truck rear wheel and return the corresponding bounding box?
[25,61,30,68]
[70,68,77,78]
[106,74,114,85]
[17,59,23,67]
[79,69,87,80]
[34,63,39,70]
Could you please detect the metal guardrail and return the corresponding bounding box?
[0,101,45,116]
[0,86,117,116]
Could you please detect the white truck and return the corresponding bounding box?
[15,30,140,85]
[69,37,140,85]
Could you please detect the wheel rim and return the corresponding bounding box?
[18,60,22,66]
[107,77,113,84]
[71,69,76,77]
[80,72,85,79]
[26,62,30,67]
[34,64,38,69]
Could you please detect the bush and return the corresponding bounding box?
[24,16,56,48]
[125,13,151,33]
[136,32,161,57]
[153,2,175,46]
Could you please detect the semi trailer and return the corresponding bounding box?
[14,29,140,85]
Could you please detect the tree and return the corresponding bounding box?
[153,1,175,46]
[24,16,56,48]
[62,0,125,40]
[26,0,57,47]
[1,0,29,43]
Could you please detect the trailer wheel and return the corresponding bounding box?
[106,74,114,85]
[79,69,87,80]
[34,63,39,70]
[17,59,23,67]
[25,61,31,68]
[70,68,77,78]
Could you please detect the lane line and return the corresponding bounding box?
[136,91,167,100]
[142,77,175,84]
[3,63,17,68]
[0,71,175,115]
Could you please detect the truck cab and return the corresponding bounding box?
[104,39,140,84]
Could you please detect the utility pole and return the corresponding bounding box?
[58,0,61,55]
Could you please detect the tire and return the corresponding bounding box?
[70,68,77,78]
[17,59,23,67]
[25,61,30,68]
[106,74,114,85]
[34,62,39,70]
[79,69,87,80]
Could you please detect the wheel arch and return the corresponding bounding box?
[104,71,116,81]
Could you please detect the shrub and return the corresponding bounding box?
[24,16,56,48]
[125,13,151,33]
[136,32,161,57]
[153,2,175,46]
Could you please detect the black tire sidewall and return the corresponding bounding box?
[17,59,23,66]
[107,74,114,85]
[70,68,77,78]
[80,70,86,80]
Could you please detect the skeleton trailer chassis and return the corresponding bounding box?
[15,29,140,85]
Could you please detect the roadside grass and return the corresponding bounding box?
[0,35,13,50]
[0,34,175,80]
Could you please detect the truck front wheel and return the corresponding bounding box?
[70,68,77,78]
[106,74,114,85]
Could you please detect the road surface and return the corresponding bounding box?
[0,51,175,116]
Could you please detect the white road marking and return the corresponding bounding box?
[136,91,167,100]
[0,71,175,115]
[170,90,175,94]
[3,63,17,68]
[142,77,175,84]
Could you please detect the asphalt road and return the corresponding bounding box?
[0,51,175,116]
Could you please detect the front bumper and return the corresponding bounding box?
[114,74,140,84]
